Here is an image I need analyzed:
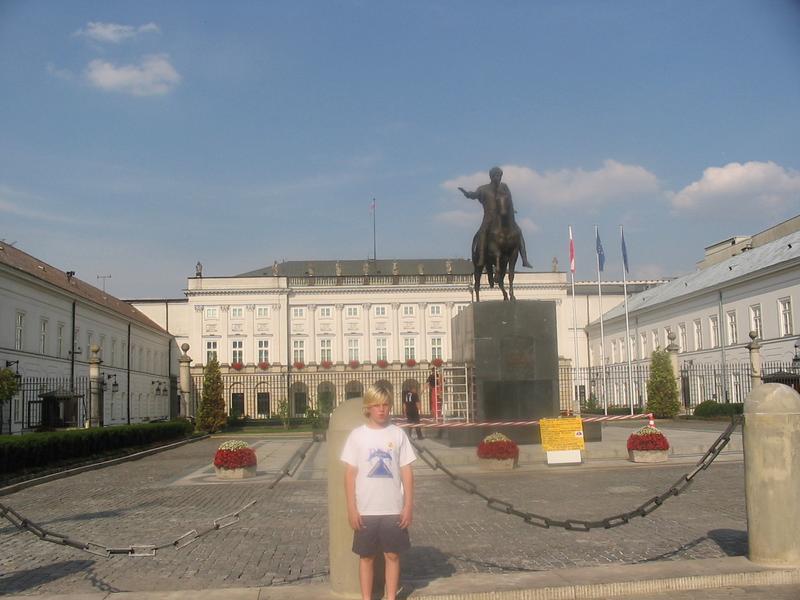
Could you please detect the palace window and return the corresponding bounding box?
[347,338,360,362]
[231,306,244,319]
[232,340,243,364]
[319,338,332,362]
[292,340,305,363]
[726,311,738,345]
[694,319,703,351]
[402,305,415,317]
[640,332,647,358]
[15,312,24,350]
[709,315,719,348]
[679,323,687,353]
[346,306,359,318]
[319,306,332,318]
[257,306,270,318]
[376,338,388,361]
[779,297,794,336]
[650,330,658,351]
[431,337,443,360]
[374,306,387,317]
[40,319,48,355]
[749,304,763,339]
[292,307,305,319]
[430,305,442,316]
[57,324,64,358]
[206,340,218,363]
[403,338,416,361]
[258,339,270,363]
[205,307,218,319]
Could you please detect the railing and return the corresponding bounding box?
[4,377,90,433]
[287,274,472,287]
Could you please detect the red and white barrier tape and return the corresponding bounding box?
[397,413,653,429]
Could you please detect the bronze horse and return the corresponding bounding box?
[472,193,522,301]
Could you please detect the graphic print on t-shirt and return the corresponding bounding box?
[367,448,393,478]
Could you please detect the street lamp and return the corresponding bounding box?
[107,374,119,393]
[793,341,800,372]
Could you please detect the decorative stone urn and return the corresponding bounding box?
[628,450,669,463]
[215,464,257,479]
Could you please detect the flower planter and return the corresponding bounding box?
[478,457,518,470]
[628,450,669,463]
[215,465,257,479]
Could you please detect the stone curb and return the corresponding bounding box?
[412,568,800,599]
[0,434,209,497]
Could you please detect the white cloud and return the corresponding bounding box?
[85,55,181,96]
[442,160,661,209]
[671,161,800,213]
[75,21,160,44]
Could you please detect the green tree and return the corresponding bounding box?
[277,398,290,430]
[646,349,681,418]
[197,358,226,432]
[0,367,20,407]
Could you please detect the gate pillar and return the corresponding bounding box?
[178,343,193,418]
[744,383,800,566]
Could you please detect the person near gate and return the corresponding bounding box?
[402,385,423,440]
[341,384,416,600]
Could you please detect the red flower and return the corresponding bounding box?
[293,361,305,370]
[213,448,257,469]
[477,440,519,460]
[231,362,244,371]
[405,358,417,367]
[258,361,270,370]
[432,358,444,367]
[377,359,389,369]
[321,360,333,369]
[349,359,360,369]
[627,432,670,451]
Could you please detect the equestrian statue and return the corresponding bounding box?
[458,166,532,301]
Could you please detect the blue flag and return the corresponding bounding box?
[595,230,605,272]
[621,228,629,274]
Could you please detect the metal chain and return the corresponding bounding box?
[0,438,318,557]
[411,415,742,531]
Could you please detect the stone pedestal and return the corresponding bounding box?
[214,465,257,479]
[628,450,668,463]
[478,457,518,470]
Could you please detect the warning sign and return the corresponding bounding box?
[540,417,585,452]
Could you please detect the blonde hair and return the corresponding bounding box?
[362,384,393,417]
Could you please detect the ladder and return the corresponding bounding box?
[439,364,473,422]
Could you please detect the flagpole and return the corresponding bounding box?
[372,198,377,261]
[621,225,634,415]
[569,225,580,413]
[595,225,608,416]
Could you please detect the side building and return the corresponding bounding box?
[585,216,800,411]
[0,243,177,434]
[132,260,660,417]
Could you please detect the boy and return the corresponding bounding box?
[341,385,416,600]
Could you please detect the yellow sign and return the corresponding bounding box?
[540,417,585,452]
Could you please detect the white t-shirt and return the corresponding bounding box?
[340,423,417,516]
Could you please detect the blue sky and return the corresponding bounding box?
[1,1,799,298]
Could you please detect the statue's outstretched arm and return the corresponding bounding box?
[458,187,479,200]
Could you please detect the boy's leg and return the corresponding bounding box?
[359,555,375,600]
[384,552,400,600]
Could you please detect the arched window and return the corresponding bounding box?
[291,382,308,416]
[317,381,336,414]
[345,380,363,400]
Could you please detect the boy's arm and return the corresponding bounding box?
[344,463,363,531]
[398,464,414,529]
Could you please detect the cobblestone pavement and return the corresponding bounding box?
[0,435,747,596]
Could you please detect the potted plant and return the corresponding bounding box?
[405,358,417,368]
[349,359,360,369]
[231,362,244,371]
[213,440,257,479]
[376,359,389,369]
[320,360,333,369]
[627,425,670,463]
[258,361,270,370]
[293,361,305,370]
[432,357,444,367]
[477,432,519,470]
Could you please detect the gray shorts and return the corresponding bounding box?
[352,514,410,557]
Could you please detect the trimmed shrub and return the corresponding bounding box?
[198,358,226,433]
[692,400,744,418]
[646,349,681,418]
[0,420,194,475]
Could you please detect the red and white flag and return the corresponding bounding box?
[569,225,575,273]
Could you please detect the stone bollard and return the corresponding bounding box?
[744,383,800,566]
[178,343,193,418]
[327,397,366,598]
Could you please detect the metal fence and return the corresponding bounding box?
[3,377,90,433]
[190,365,442,419]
